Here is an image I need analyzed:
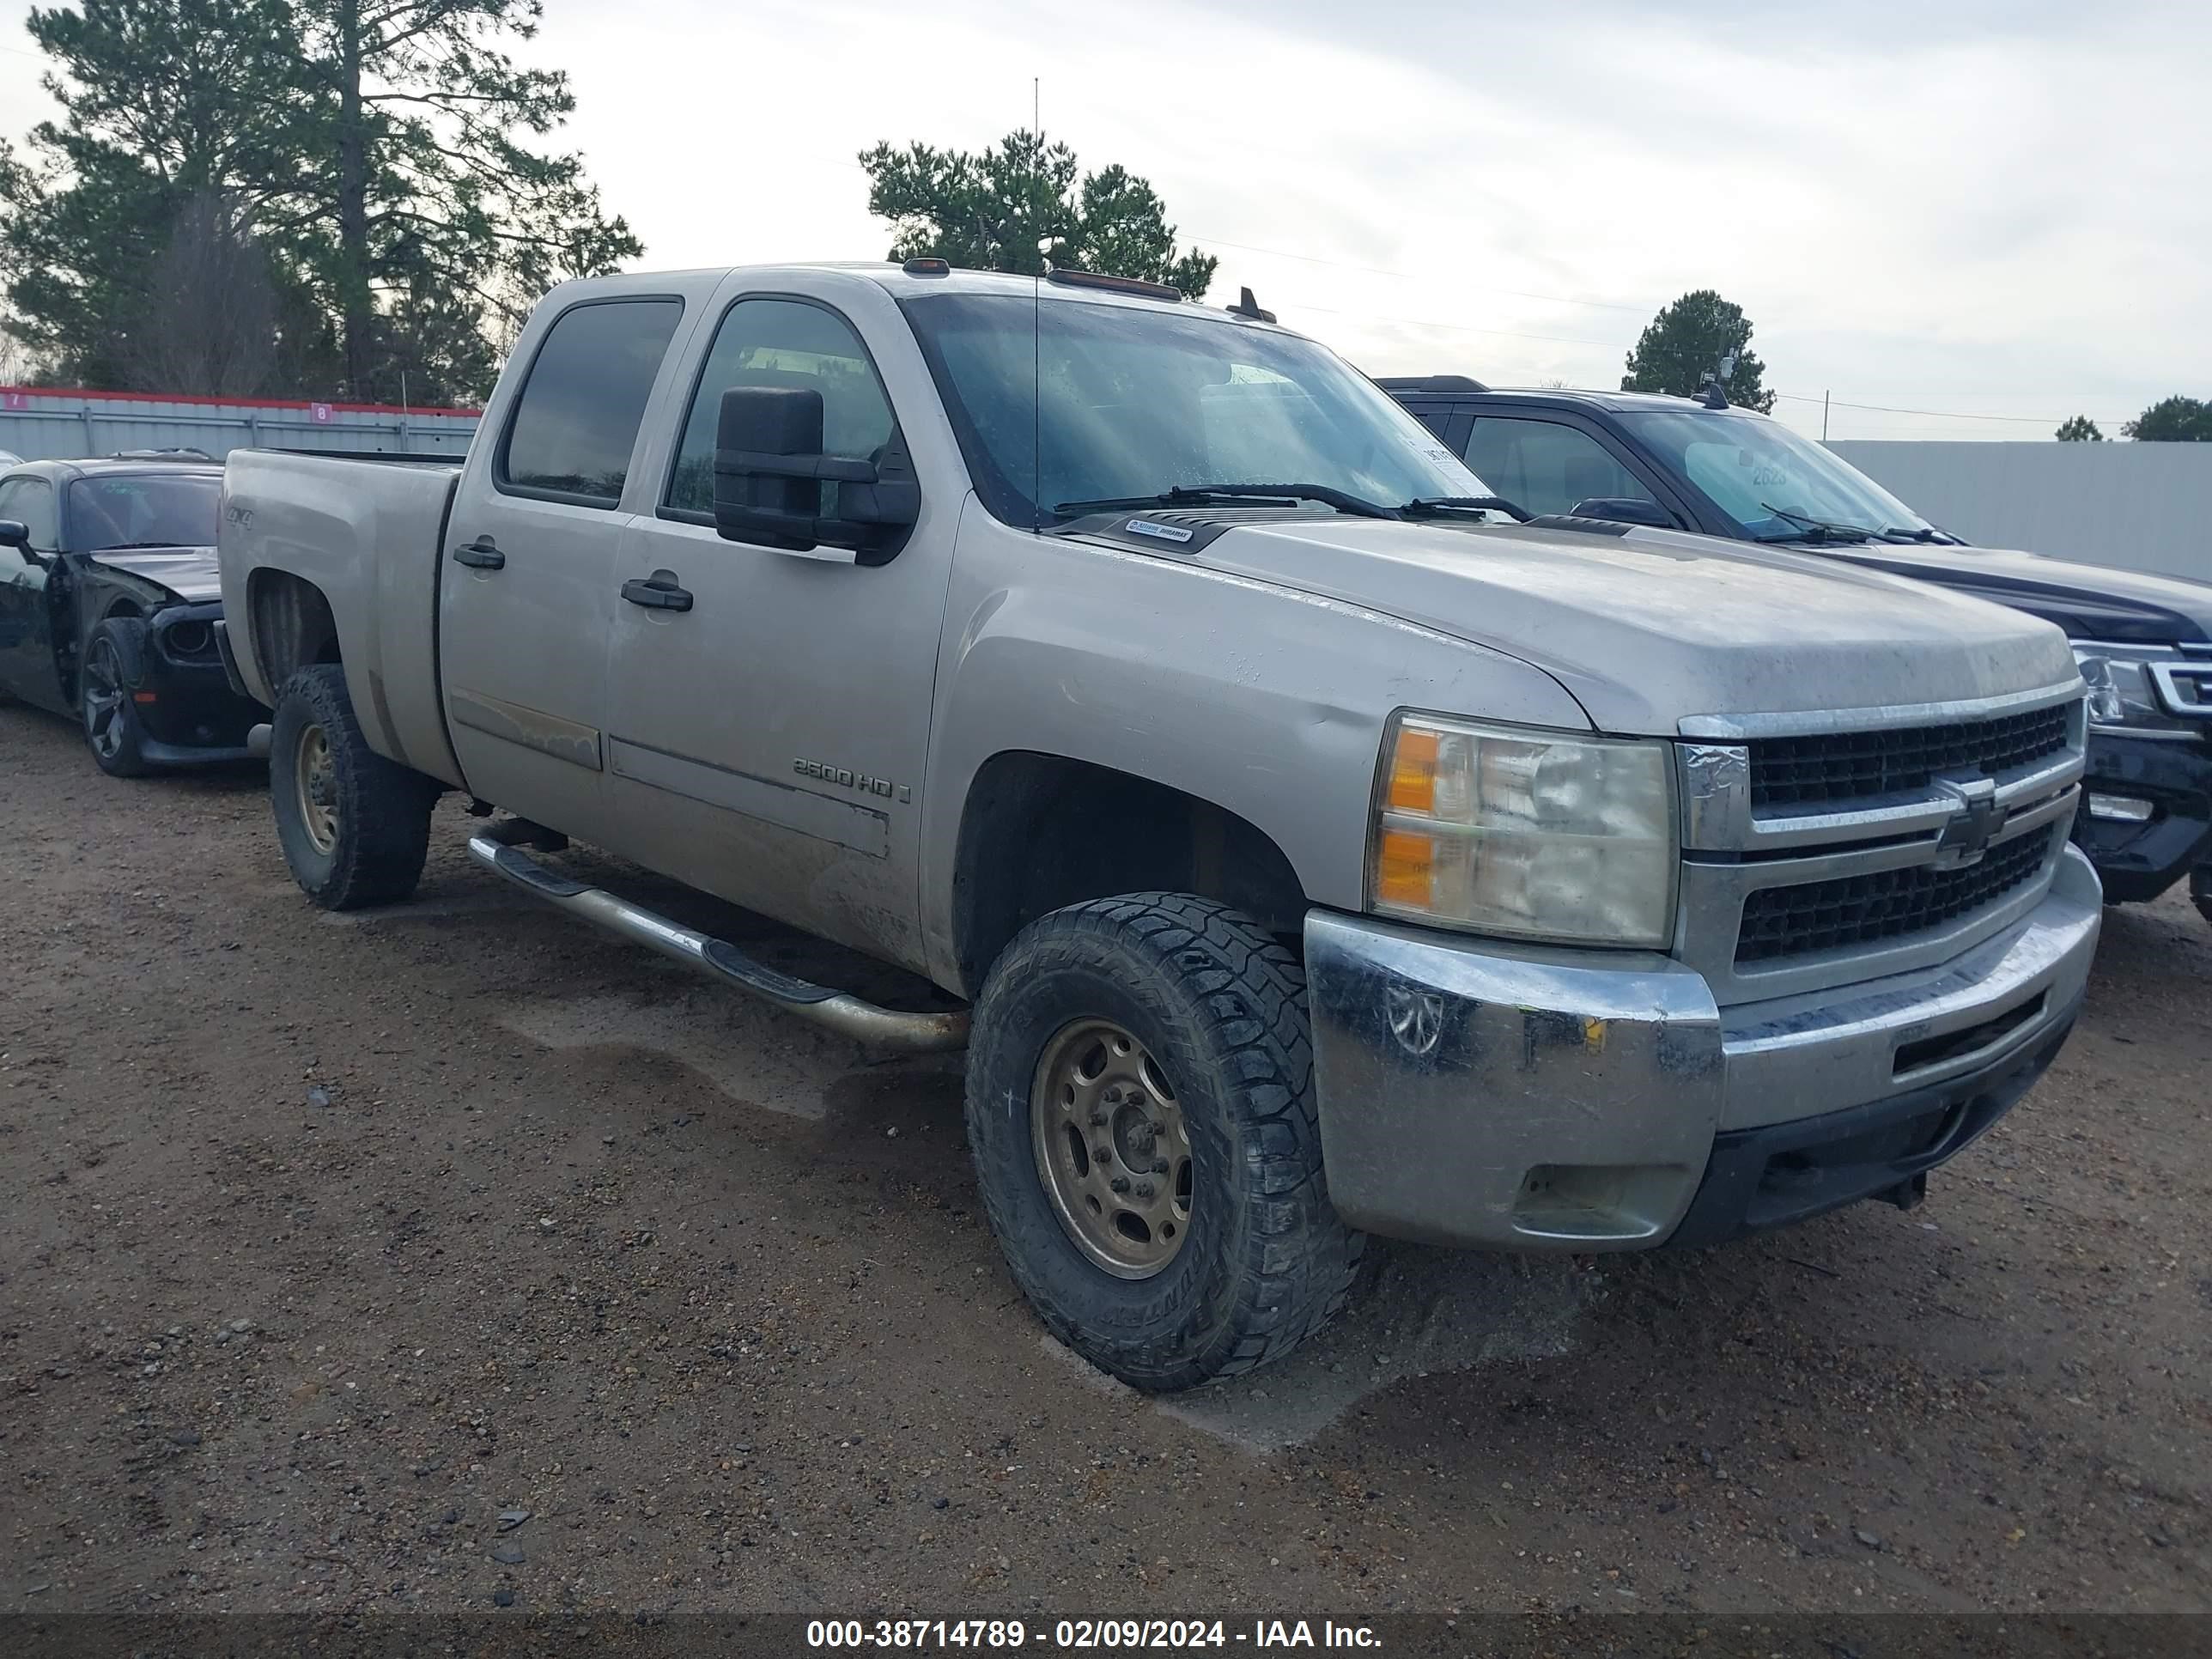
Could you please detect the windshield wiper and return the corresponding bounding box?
[1401,495,1530,524]
[88,540,198,550]
[1754,502,1884,544]
[1054,483,1401,522]
[1883,525,1964,545]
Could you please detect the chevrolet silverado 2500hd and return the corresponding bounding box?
[218,263,2101,1389]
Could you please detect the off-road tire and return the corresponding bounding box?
[269,664,435,909]
[965,892,1364,1391]
[81,616,152,778]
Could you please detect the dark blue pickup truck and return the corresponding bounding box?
[1385,376,2212,924]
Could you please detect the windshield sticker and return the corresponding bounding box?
[1123,518,1196,544]
[1398,431,1484,489]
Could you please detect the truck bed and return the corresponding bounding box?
[218,447,467,788]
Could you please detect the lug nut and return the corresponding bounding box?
[1109,1176,1131,1194]
[1095,1145,1113,1163]
[1088,1109,1108,1127]
[1133,1181,1155,1199]
[1153,1160,1170,1175]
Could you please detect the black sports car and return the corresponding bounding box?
[0,455,261,775]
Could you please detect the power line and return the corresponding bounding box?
[1271,297,1621,352]
[1184,234,1651,314]
[1773,391,2135,428]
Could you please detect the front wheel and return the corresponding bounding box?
[81,617,152,777]
[964,892,1364,1391]
[269,664,436,909]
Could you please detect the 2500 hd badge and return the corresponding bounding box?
[794,756,912,803]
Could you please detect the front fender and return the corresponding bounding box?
[916,522,1592,990]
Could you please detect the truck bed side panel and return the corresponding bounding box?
[220,450,466,788]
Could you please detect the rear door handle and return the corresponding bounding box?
[452,538,504,570]
[621,571,694,612]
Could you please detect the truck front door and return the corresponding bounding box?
[602,283,957,973]
[436,294,692,844]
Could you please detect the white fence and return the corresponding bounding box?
[1827,441,2212,586]
[0,386,480,461]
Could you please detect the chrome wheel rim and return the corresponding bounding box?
[1030,1018,1193,1279]
[82,638,125,759]
[294,722,338,855]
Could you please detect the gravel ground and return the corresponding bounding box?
[3,698,2208,1618]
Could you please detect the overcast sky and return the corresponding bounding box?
[4,0,2207,439]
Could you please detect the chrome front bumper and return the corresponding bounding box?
[1304,844,2102,1251]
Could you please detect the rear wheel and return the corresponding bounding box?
[964,892,1363,1391]
[81,617,152,777]
[269,664,436,909]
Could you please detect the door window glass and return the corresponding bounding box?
[500,298,684,507]
[665,298,896,518]
[1462,417,1657,519]
[0,477,58,549]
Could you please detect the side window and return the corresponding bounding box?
[665,297,896,519]
[0,477,58,550]
[1462,417,1658,520]
[499,298,684,507]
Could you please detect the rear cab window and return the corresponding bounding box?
[498,298,686,507]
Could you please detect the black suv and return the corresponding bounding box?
[1384,376,2212,924]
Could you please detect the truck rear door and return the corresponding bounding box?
[599,276,960,973]
[436,290,697,844]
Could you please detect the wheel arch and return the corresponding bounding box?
[948,750,1312,997]
[247,567,343,687]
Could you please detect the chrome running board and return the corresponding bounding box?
[466,821,969,1054]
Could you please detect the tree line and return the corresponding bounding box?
[1,46,2199,443]
[0,0,637,405]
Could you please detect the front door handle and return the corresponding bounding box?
[621,571,694,612]
[452,538,505,570]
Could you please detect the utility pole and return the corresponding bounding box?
[1821,389,1830,442]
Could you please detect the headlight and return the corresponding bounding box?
[2072,643,2208,732]
[1370,713,1677,946]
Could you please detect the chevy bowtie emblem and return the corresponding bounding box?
[1934,775,2003,866]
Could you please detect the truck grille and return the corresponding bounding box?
[1735,825,2057,965]
[1748,704,2071,810]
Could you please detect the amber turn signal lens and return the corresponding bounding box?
[1375,828,1435,908]
[1388,726,1439,813]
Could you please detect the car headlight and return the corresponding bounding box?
[2072,643,2208,732]
[1370,713,1677,946]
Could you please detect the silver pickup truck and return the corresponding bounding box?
[217,261,2101,1389]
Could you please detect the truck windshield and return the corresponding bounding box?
[899,292,1488,528]
[66,473,222,552]
[1616,410,1939,544]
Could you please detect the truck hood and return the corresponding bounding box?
[1164,514,2078,735]
[87,544,222,604]
[1816,543,2212,645]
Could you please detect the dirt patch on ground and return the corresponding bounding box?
[3,701,2207,1616]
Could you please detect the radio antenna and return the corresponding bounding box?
[1031,75,1042,532]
